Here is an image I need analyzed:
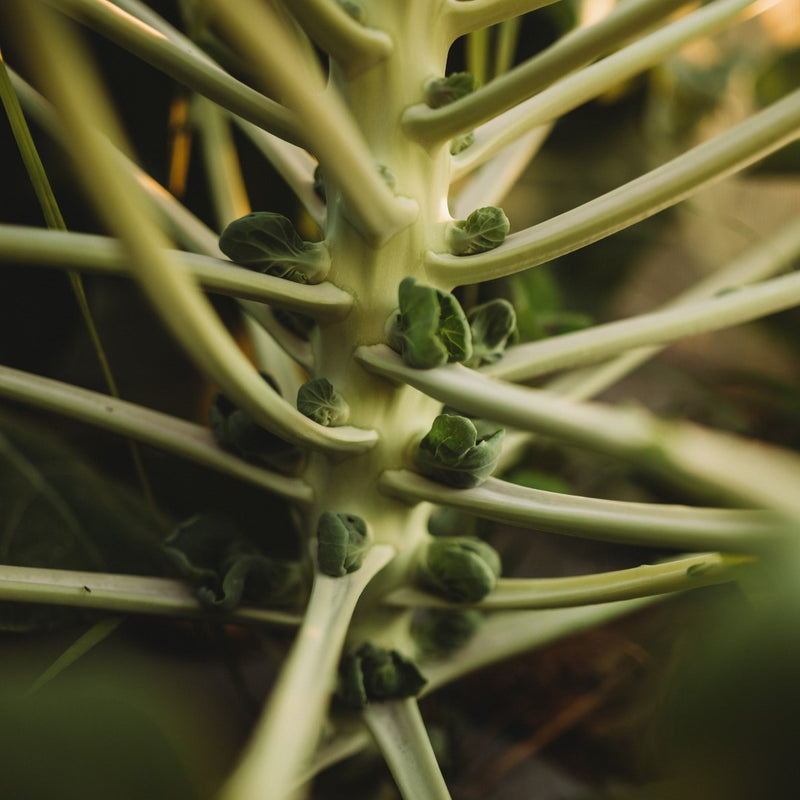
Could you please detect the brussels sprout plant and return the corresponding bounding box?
[0,0,799,798]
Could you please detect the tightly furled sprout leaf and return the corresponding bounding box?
[415,413,504,488]
[412,608,484,655]
[338,642,427,709]
[465,298,517,367]
[448,206,510,256]
[389,277,472,369]
[418,537,501,602]
[164,513,302,610]
[297,378,350,426]
[219,212,330,283]
[425,72,478,109]
[210,374,302,472]
[316,512,372,577]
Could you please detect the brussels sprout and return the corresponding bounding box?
[465,298,517,367]
[338,642,427,709]
[316,511,372,577]
[418,537,501,602]
[164,513,302,610]
[297,378,350,427]
[425,72,478,109]
[449,130,475,155]
[412,608,483,655]
[415,413,504,488]
[447,206,509,256]
[210,374,302,473]
[389,277,472,369]
[219,211,330,284]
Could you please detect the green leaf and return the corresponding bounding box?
[425,72,478,109]
[391,278,472,369]
[210,374,303,473]
[338,642,427,709]
[219,212,330,283]
[415,414,504,488]
[297,378,350,427]
[418,537,501,602]
[447,206,509,256]
[465,298,517,367]
[316,511,372,577]
[163,513,302,611]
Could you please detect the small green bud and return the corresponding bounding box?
[389,277,472,369]
[316,512,372,577]
[412,608,483,655]
[210,373,302,473]
[378,164,396,190]
[219,212,330,284]
[297,378,349,427]
[449,130,475,155]
[465,298,517,367]
[419,537,501,602]
[338,642,427,709]
[415,413,504,488]
[425,72,478,109]
[448,206,510,256]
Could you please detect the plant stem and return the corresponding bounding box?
[220,545,395,800]
[45,0,302,144]
[380,470,786,550]
[449,0,766,173]
[287,0,393,76]
[428,87,800,285]
[363,698,452,800]
[443,0,564,38]
[410,0,687,146]
[0,563,302,626]
[0,365,314,504]
[484,266,800,381]
[0,226,354,319]
[386,552,747,610]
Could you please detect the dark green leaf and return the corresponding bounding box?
[316,511,371,577]
[466,298,517,367]
[425,72,478,109]
[419,537,501,602]
[448,207,509,256]
[297,378,349,427]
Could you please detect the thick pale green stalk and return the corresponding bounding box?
[204,0,417,244]
[410,0,687,146]
[363,698,452,800]
[221,546,395,800]
[288,0,393,75]
[0,563,302,626]
[484,267,800,381]
[358,345,800,515]
[0,365,313,504]
[386,552,746,609]
[44,0,302,144]
[13,3,376,455]
[380,471,785,550]
[0,226,353,319]
[450,0,769,175]
[429,88,800,285]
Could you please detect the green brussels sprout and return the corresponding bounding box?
[449,130,475,155]
[411,607,483,655]
[316,511,372,577]
[418,536,501,602]
[447,206,509,256]
[338,642,427,709]
[210,373,302,473]
[415,413,504,488]
[296,378,350,427]
[389,277,472,369]
[465,298,517,367]
[164,513,302,611]
[219,211,330,284]
[425,72,478,109]
[377,164,396,190]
